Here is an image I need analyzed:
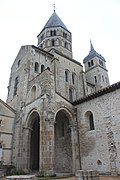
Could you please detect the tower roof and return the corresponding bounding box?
[39,11,69,35]
[83,41,105,63]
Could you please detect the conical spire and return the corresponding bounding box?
[83,41,105,63]
[40,11,69,34]
[90,40,94,51]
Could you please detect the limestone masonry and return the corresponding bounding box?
[0,11,120,176]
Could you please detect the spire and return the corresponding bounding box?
[83,41,105,63]
[90,40,94,51]
[39,11,69,34]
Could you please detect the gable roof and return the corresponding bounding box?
[0,99,16,113]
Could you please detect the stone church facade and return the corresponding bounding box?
[0,11,120,175]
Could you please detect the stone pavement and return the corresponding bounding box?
[53,176,120,180]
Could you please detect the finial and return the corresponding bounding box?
[53,3,56,12]
[90,39,94,51]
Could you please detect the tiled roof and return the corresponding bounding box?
[72,81,120,105]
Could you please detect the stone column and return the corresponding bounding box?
[40,111,55,176]
[70,122,80,173]
[22,127,32,172]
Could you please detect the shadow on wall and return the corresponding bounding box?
[79,123,95,157]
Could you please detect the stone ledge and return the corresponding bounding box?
[6,175,36,180]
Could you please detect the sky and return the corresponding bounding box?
[0,0,120,101]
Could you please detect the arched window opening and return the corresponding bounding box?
[47,67,50,71]
[41,65,45,73]
[89,113,95,130]
[65,70,69,82]
[54,30,56,36]
[35,62,39,73]
[18,60,21,67]
[69,88,73,102]
[85,111,95,131]
[14,76,19,96]
[91,60,94,66]
[40,44,43,48]
[65,42,67,48]
[94,76,97,83]
[102,75,104,82]
[31,86,36,100]
[0,144,2,161]
[52,39,55,46]
[50,30,53,36]
[72,73,75,84]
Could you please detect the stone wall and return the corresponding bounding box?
[75,87,120,175]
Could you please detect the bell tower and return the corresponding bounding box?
[83,41,110,91]
[37,10,73,58]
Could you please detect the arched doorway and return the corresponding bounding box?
[29,111,40,171]
[54,110,72,173]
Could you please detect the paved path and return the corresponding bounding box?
[53,176,120,180]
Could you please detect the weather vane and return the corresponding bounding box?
[53,3,56,12]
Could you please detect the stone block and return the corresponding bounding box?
[76,170,100,180]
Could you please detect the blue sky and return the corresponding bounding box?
[0,0,120,101]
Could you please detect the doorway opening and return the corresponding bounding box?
[30,112,40,171]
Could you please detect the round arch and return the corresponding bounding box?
[54,107,73,123]
[26,110,40,171]
[54,108,73,173]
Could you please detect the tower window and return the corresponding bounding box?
[91,60,94,66]
[102,75,104,82]
[88,62,91,67]
[41,65,45,73]
[52,39,55,46]
[72,73,75,84]
[14,76,19,96]
[69,88,73,102]
[50,30,53,36]
[54,30,56,36]
[63,32,67,39]
[65,42,67,48]
[40,44,43,48]
[94,76,97,83]
[41,34,44,41]
[47,67,50,71]
[99,59,103,66]
[65,70,69,82]
[18,60,21,67]
[35,62,39,73]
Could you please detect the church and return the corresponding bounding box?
[0,10,120,176]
